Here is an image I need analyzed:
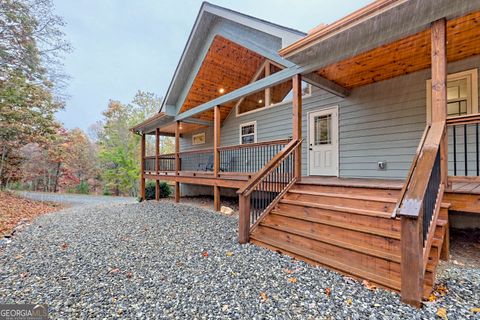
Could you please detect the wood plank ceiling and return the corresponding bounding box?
[179,35,266,122]
[316,11,480,89]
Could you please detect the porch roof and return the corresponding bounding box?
[129,113,208,136]
[280,0,480,89]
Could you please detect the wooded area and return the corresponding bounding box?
[0,0,172,197]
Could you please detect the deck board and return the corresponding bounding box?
[298,176,404,190]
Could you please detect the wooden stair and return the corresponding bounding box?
[249,181,448,297]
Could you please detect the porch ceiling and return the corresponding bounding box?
[315,11,480,89]
[130,112,207,135]
[179,35,266,122]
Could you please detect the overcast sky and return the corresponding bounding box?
[54,0,371,130]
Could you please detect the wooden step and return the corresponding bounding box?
[279,198,393,218]
[251,232,401,291]
[292,183,401,198]
[276,202,401,233]
[271,209,401,240]
[288,188,398,203]
[284,191,396,213]
[259,220,401,263]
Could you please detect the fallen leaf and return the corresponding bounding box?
[109,268,120,274]
[61,243,69,250]
[20,272,28,278]
[470,308,480,313]
[15,255,23,260]
[288,277,297,284]
[222,304,229,312]
[346,298,352,305]
[201,251,209,257]
[436,308,448,320]
[226,251,234,257]
[428,293,438,302]
[362,280,377,291]
[325,287,331,297]
[260,292,268,303]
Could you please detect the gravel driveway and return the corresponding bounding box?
[0,201,478,319]
[15,191,136,206]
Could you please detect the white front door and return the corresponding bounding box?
[308,107,339,176]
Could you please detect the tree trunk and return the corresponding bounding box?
[52,162,61,193]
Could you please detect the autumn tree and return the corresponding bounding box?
[0,0,70,187]
[98,91,161,196]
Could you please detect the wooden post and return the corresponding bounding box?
[292,74,302,180]
[140,133,146,201]
[264,62,271,107]
[238,194,251,244]
[213,106,221,211]
[155,128,160,201]
[174,121,180,203]
[400,214,424,307]
[431,18,448,185]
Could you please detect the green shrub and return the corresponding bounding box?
[75,181,90,194]
[145,181,171,200]
[102,186,112,196]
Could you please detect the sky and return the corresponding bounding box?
[54,0,371,131]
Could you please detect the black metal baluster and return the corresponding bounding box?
[453,126,457,176]
[464,124,468,176]
[477,123,479,176]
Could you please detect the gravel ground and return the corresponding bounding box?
[0,201,479,319]
[14,191,137,206]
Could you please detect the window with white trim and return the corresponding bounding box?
[240,121,257,144]
[427,68,478,122]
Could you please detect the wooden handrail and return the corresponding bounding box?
[391,124,430,218]
[145,154,175,159]
[218,139,291,151]
[397,121,445,218]
[237,139,301,196]
[446,113,480,126]
[178,148,214,156]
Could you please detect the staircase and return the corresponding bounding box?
[249,181,449,297]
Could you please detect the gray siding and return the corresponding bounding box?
[180,55,480,180]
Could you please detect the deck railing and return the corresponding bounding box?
[143,139,290,174]
[396,121,446,306]
[447,114,480,177]
[237,139,302,243]
[219,139,290,173]
[178,148,214,172]
[144,154,176,173]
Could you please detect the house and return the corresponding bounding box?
[131,0,480,307]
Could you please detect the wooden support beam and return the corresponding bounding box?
[176,65,302,121]
[155,128,160,201]
[302,71,351,97]
[140,133,146,201]
[431,18,448,185]
[213,106,221,211]
[182,118,214,127]
[238,194,251,244]
[400,215,424,308]
[292,74,302,180]
[264,61,271,107]
[175,121,180,203]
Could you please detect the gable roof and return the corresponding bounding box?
[160,2,305,114]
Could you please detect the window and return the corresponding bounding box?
[240,121,257,144]
[426,69,478,122]
[314,114,332,145]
